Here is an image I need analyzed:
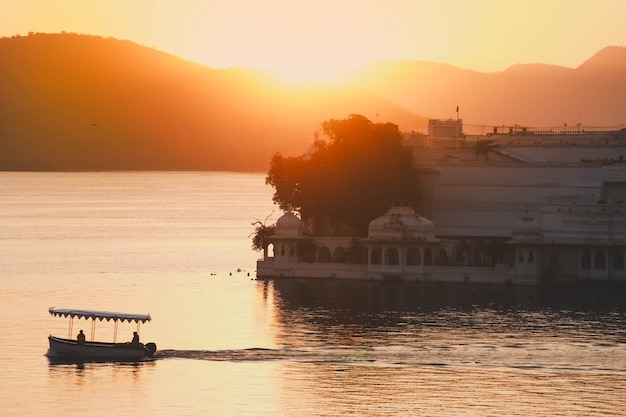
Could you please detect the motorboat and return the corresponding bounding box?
[47,308,157,361]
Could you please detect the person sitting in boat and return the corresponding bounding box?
[77,330,86,344]
[131,331,140,346]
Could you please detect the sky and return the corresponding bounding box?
[2,0,626,80]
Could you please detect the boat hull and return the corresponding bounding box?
[47,336,155,361]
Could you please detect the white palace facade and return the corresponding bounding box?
[256,120,626,284]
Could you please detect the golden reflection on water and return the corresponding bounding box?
[144,360,281,416]
[44,358,283,417]
[276,362,626,417]
[44,361,154,416]
[145,274,276,351]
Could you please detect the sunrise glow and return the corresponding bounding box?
[1,0,625,80]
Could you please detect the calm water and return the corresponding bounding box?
[1,171,625,417]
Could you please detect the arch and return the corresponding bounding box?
[613,251,625,270]
[297,239,317,262]
[280,245,286,256]
[594,251,606,270]
[581,249,591,269]
[424,248,433,266]
[370,247,382,265]
[528,250,534,263]
[453,247,465,264]
[438,249,449,266]
[318,246,331,262]
[267,243,275,258]
[384,247,399,265]
[333,246,347,263]
[406,247,421,265]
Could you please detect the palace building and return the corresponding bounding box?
[257,121,626,284]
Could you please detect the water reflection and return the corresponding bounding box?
[266,278,626,312]
[47,358,156,378]
[47,357,156,368]
[46,359,155,407]
[261,279,626,417]
[263,279,626,348]
[43,359,157,416]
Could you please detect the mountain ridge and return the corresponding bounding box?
[0,33,425,171]
[0,33,624,171]
[345,45,626,128]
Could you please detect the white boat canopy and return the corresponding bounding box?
[49,308,151,323]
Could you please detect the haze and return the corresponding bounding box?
[2,0,625,80]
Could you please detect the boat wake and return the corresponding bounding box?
[153,343,626,373]
[154,347,372,363]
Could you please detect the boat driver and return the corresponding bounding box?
[77,330,86,344]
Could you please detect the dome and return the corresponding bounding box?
[274,211,304,237]
[511,211,543,241]
[368,206,437,241]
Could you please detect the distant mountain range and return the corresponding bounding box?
[1,33,624,171]
[345,46,626,132]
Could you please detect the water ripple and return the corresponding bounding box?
[154,343,626,374]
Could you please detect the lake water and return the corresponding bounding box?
[1,171,625,416]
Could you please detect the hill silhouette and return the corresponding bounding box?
[1,33,624,171]
[346,46,626,131]
[0,33,426,171]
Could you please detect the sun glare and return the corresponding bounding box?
[180,36,372,82]
[2,1,626,79]
[257,58,368,82]
[180,25,375,82]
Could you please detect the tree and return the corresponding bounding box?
[250,215,276,253]
[266,114,420,235]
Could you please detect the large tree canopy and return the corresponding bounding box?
[266,114,420,235]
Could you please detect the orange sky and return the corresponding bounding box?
[2,0,626,80]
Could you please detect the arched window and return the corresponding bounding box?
[385,247,399,265]
[613,251,625,270]
[406,247,421,265]
[438,249,449,265]
[518,250,524,263]
[370,247,382,265]
[267,243,275,258]
[528,250,534,263]
[594,251,606,270]
[333,246,347,263]
[424,248,432,266]
[318,246,331,262]
[581,250,591,269]
[280,245,285,256]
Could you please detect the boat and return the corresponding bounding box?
[47,308,157,361]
